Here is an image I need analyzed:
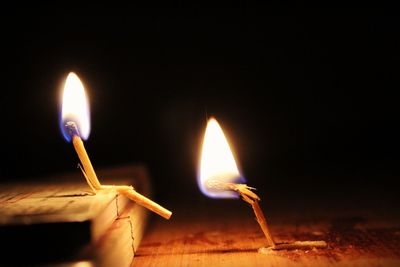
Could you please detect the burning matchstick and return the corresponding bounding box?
[231,184,275,247]
[206,180,275,247]
[61,72,172,220]
[199,118,276,247]
[70,123,172,219]
[199,118,326,250]
[207,181,327,250]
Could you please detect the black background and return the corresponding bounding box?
[1,7,399,213]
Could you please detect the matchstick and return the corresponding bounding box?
[224,183,327,251]
[115,186,172,220]
[72,135,102,191]
[71,133,172,220]
[231,184,275,247]
[206,180,275,247]
[258,240,327,254]
[250,199,275,247]
[205,180,327,250]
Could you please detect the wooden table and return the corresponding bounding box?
[133,197,400,267]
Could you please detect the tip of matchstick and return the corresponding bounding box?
[164,211,172,220]
[258,240,328,254]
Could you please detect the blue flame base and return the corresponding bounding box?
[60,120,80,142]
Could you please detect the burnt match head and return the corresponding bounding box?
[62,121,81,141]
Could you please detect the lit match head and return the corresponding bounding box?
[60,72,90,142]
[198,117,246,199]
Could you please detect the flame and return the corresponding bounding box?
[60,72,90,141]
[198,118,245,198]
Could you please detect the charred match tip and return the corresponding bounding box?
[205,180,260,201]
[204,179,247,192]
[205,179,236,191]
[64,121,81,139]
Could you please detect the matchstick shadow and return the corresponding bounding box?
[135,247,258,257]
[46,192,94,198]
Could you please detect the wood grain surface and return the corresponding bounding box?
[133,198,400,267]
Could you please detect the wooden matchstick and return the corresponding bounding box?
[258,240,327,254]
[231,184,275,247]
[72,135,172,220]
[204,181,275,247]
[206,181,327,250]
[72,135,102,191]
[251,199,275,247]
[228,184,327,251]
[115,186,172,220]
[231,184,328,251]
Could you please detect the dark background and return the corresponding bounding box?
[1,7,399,214]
